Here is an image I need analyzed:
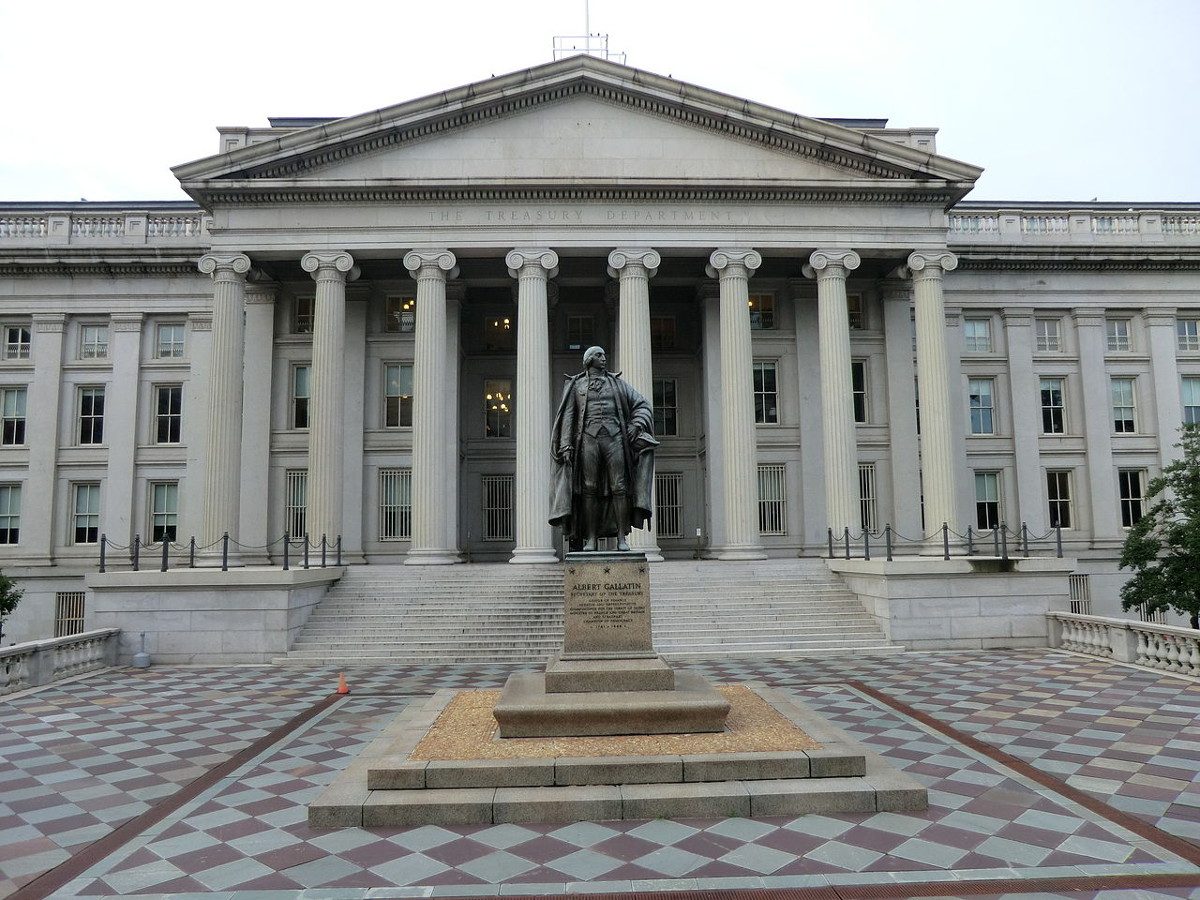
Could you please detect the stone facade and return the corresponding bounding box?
[1,56,1198,640]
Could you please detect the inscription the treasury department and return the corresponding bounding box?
[426,206,734,224]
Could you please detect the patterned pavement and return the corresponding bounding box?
[0,650,1198,898]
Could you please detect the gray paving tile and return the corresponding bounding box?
[889,836,968,868]
[369,852,451,886]
[626,820,699,845]
[717,843,795,875]
[544,848,623,880]
[804,839,883,872]
[632,846,709,877]
[546,822,621,848]
[458,851,536,884]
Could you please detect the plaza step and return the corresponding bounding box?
[275,558,899,665]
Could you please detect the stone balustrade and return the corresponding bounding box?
[0,207,210,246]
[0,628,120,696]
[1048,612,1200,679]
[948,206,1200,245]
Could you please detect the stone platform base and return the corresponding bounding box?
[310,683,927,827]
[494,670,729,737]
[545,655,675,693]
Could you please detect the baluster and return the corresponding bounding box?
[1136,631,1150,667]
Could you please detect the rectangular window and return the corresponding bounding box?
[54,592,85,637]
[154,384,182,444]
[963,318,992,352]
[0,484,20,544]
[483,313,515,351]
[1040,377,1065,434]
[1106,318,1132,351]
[748,294,775,330]
[1178,318,1200,352]
[847,293,865,330]
[150,481,178,543]
[292,365,310,429]
[974,471,1001,529]
[650,316,676,352]
[1,387,27,446]
[968,378,995,435]
[653,378,677,437]
[1111,377,1136,433]
[284,469,307,537]
[384,364,413,428]
[1035,318,1062,352]
[1046,470,1072,529]
[566,315,594,351]
[293,296,314,334]
[4,325,30,360]
[482,474,515,541]
[753,362,778,424]
[72,482,100,544]
[858,463,877,533]
[384,296,416,333]
[484,379,513,438]
[156,323,186,358]
[78,386,105,444]
[757,463,786,535]
[379,468,412,540]
[655,472,683,539]
[79,324,108,360]
[851,361,868,424]
[1184,376,1200,425]
[1118,469,1145,528]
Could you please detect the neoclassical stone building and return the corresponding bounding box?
[1,56,1198,640]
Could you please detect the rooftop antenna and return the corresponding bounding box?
[552,0,626,64]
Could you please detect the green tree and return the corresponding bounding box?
[0,570,24,645]
[1120,424,1200,629]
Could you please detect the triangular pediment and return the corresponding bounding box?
[174,56,981,205]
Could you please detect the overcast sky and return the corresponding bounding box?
[2,0,1197,204]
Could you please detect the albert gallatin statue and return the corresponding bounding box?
[549,346,657,552]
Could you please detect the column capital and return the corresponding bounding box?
[198,253,251,279]
[506,248,559,279]
[607,247,660,279]
[302,250,358,281]
[802,248,860,280]
[906,250,958,278]
[706,248,761,280]
[404,249,458,280]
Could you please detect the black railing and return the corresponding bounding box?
[96,532,344,573]
[825,521,1064,561]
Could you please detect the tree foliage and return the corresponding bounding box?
[1119,424,1200,629]
[0,570,23,644]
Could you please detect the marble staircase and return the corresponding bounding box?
[275,558,899,665]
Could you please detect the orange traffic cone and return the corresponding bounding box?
[336,672,350,695]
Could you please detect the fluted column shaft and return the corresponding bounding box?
[909,251,959,536]
[301,251,356,548]
[404,250,459,565]
[198,253,250,548]
[707,249,766,560]
[609,248,663,561]
[508,249,558,564]
[806,249,861,534]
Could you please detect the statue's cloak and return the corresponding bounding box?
[548,370,655,544]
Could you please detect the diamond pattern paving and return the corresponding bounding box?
[0,649,1197,898]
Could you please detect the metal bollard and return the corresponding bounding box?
[283,532,290,571]
[99,534,107,573]
[864,529,871,561]
[885,524,893,562]
[993,526,1000,557]
[221,533,229,572]
[843,527,850,560]
[1022,522,1030,557]
[1056,524,1063,558]
[303,533,310,570]
[132,535,140,572]
[160,538,169,572]
[942,523,949,560]
[321,534,327,568]
[966,526,973,555]
[336,535,342,566]
[1000,521,1009,560]
[189,536,196,568]
[827,528,834,559]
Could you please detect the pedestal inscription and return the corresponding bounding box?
[562,552,653,658]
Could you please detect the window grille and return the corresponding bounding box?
[156,323,186,358]
[4,325,30,360]
[653,378,677,436]
[72,483,100,545]
[79,386,105,444]
[1068,573,1091,615]
[858,463,877,533]
[1035,318,1062,352]
[284,469,307,537]
[757,463,786,535]
[0,484,19,544]
[379,468,412,540]
[1,387,26,446]
[1138,603,1167,625]
[54,592,85,637]
[655,473,683,538]
[155,385,182,444]
[150,482,178,542]
[482,475,514,541]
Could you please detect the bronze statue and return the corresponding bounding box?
[550,346,656,551]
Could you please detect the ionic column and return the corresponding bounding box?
[508,249,558,564]
[300,251,357,550]
[804,249,861,535]
[706,249,766,560]
[908,250,959,537]
[609,248,663,561]
[404,249,459,565]
[198,254,251,549]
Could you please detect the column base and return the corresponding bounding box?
[509,548,560,564]
[403,549,463,566]
[712,544,768,561]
